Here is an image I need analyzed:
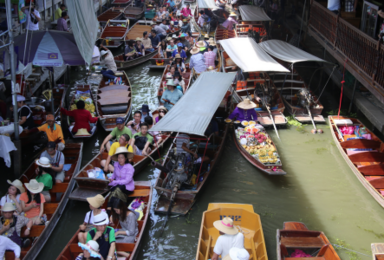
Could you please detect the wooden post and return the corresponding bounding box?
[348,78,357,113]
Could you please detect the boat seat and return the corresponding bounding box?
[129,189,150,197]
[281,237,324,248]
[115,71,124,76]
[21,225,45,238]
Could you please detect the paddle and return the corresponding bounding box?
[306,105,317,131]
[162,99,175,106]
[258,83,280,140]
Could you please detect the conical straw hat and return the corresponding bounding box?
[237,98,257,109]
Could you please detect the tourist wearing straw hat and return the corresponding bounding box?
[227,98,259,122]
[0,203,33,247]
[189,47,207,74]
[212,217,244,260]
[223,12,238,30]
[78,194,107,244]
[100,134,134,173]
[161,79,183,111]
[196,40,207,53]
[19,179,46,225]
[154,106,168,124]
[172,54,186,74]
[0,180,25,213]
[222,247,250,260]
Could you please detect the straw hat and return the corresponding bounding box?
[207,66,215,71]
[7,179,25,193]
[166,79,175,86]
[223,247,250,260]
[237,98,257,110]
[166,36,172,41]
[25,179,44,194]
[190,47,200,55]
[136,37,142,41]
[174,54,182,59]
[75,128,91,136]
[1,203,16,212]
[35,157,52,168]
[213,217,239,235]
[204,34,209,39]
[78,241,101,258]
[229,12,237,17]
[86,194,105,209]
[196,41,205,48]
[208,38,216,46]
[157,106,168,112]
[111,146,133,161]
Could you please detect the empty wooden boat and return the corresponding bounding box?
[97,8,123,25]
[196,203,268,260]
[329,116,384,208]
[5,143,83,260]
[58,181,152,260]
[277,222,340,260]
[123,4,146,20]
[100,19,130,48]
[97,70,132,132]
[372,243,384,260]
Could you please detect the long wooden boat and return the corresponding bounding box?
[69,133,170,201]
[269,59,325,123]
[58,181,152,260]
[196,203,268,260]
[154,111,229,215]
[372,243,384,260]
[97,8,123,26]
[123,4,146,20]
[5,143,83,260]
[97,71,132,132]
[277,222,340,260]
[100,19,130,48]
[329,116,384,208]
[156,64,192,104]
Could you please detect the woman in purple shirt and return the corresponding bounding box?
[154,106,168,124]
[228,98,258,121]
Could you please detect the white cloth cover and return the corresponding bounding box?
[150,72,235,136]
[0,135,18,167]
[66,0,99,65]
[239,5,271,21]
[219,38,289,72]
[197,0,217,9]
[258,40,329,64]
[0,124,23,135]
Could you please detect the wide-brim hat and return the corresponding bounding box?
[75,128,91,136]
[111,146,133,161]
[166,36,172,41]
[174,54,181,59]
[196,41,205,48]
[157,106,168,113]
[166,79,176,86]
[204,34,209,39]
[208,39,216,46]
[35,157,52,168]
[190,47,200,55]
[25,179,44,194]
[136,37,142,41]
[78,241,101,258]
[213,217,238,235]
[86,194,105,209]
[2,202,16,212]
[93,211,109,226]
[230,12,237,17]
[237,98,257,110]
[7,179,25,193]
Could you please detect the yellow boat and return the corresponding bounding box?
[196,203,268,260]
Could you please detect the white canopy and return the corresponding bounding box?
[258,40,330,64]
[150,72,235,136]
[197,0,217,9]
[219,38,289,72]
[239,5,272,21]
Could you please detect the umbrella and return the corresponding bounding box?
[13,30,86,66]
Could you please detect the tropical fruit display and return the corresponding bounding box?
[70,91,96,117]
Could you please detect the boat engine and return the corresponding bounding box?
[297,88,314,108]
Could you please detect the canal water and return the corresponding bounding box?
[34,59,384,260]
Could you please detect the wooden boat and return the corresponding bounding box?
[97,71,132,132]
[329,116,384,208]
[69,132,168,200]
[123,4,146,20]
[196,203,268,260]
[156,64,192,104]
[372,243,384,260]
[5,143,83,260]
[97,8,123,26]
[57,181,152,260]
[236,22,268,40]
[269,60,325,123]
[277,222,340,260]
[100,19,130,48]
[111,0,132,6]
[154,113,229,215]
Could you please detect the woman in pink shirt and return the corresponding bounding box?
[181,4,192,17]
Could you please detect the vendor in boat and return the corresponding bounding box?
[127,111,142,135]
[161,79,183,111]
[0,203,33,247]
[154,106,167,124]
[60,100,98,135]
[222,12,238,30]
[166,40,177,58]
[189,47,207,74]
[149,30,161,49]
[140,104,152,123]
[132,122,154,156]
[181,3,192,18]
[14,95,35,130]
[100,117,133,153]
[227,98,259,122]
[124,40,138,61]
[172,44,187,62]
[101,134,134,173]
[37,142,65,184]
[99,44,119,83]
[142,31,155,53]
[212,217,245,260]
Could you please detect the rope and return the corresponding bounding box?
[332,244,370,257]
[338,59,347,119]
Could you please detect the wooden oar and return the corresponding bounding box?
[266,105,280,140]
[306,105,317,131]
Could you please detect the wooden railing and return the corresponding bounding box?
[309,0,384,91]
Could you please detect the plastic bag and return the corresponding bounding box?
[87,167,105,179]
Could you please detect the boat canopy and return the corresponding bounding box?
[239,5,272,21]
[197,0,217,9]
[150,72,235,136]
[219,38,289,72]
[259,40,330,64]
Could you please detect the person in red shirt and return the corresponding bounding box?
[60,100,98,134]
[181,3,192,18]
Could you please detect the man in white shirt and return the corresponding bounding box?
[22,4,41,31]
[0,236,21,260]
[99,44,119,83]
[212,217,244,260]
